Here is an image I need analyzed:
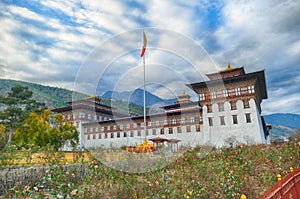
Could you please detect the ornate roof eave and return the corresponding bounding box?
[186,70,267,100]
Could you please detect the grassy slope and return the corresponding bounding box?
[0,79,87,109]
[3,142,299,198]
[0,79,144,114]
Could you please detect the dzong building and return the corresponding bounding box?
[52,65,270,149]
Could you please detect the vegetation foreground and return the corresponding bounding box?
[1,142,299,199]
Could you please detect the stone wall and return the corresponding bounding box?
[0,163,88,196]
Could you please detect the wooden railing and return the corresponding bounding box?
[257,168,300,199]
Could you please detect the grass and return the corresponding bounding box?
[1,142,299,198]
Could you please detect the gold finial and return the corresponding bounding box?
[228,63,231,69]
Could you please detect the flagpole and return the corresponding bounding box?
[143,54,146,140]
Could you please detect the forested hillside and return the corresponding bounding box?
[0,79,87,109]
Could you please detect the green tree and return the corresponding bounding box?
[0,85,46,144]
[17,110,79,151]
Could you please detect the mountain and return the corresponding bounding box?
[101,88,178,107]
[264,113,300,142]
[0,79,87,109]
[264,113,300,129]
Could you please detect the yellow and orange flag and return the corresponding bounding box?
[140,31,147,57]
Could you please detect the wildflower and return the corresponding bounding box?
[66,171,69,175]
[23,185,30,192]
[71,189,78,196]
[33,186,38,191]
[94,165,99,169]
[275,145,280,149]
[72,173,75,178]
[155,181,159,186]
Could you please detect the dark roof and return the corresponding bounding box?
[51,104,123,116]
[186,70,268,99]
[162,101,201,110]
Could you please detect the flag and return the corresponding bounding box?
[140,31,147,57]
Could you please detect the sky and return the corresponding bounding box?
[0,0,299,115]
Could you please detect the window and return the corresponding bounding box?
[248,85,255,94]
[243,99,250,108]
[111,133,114,138]
[98,134,101,139]
[169,127,173,134]
[172,118,177,124]
[208,117,213,126]
[124,132,127,137]
[67,114,71,120]
[152,129,156,135]
[234,87,241,95]
[164,120,168,125]
[220,116,225,126]
[117,132,120,138]
[199,93,205,101]
[119,124,123,130]
[107,125,110,130]
[88,114,91,120]
[105,133,108,139]
[177,126,181,133]
[99,116,102,121]
[160,128,164,134]
[113,125,117,130]
[130,131,134,137]
[138,130,141,136]
[232,115,238,124]
[93,134,96,139]
[196,124,201,132]
[94,115,97,120]
[218,102,224,111]
[207,104,212,113]
[148,121,152,127]
[223,89,228,97]
[246,113,251,123]
[230,101,237,110]
[190,117,195,123]
[156,121,160,126]
[186,126,191,132]
[87,135,90,140]
[181,118,186,124]
[211,92,217,99]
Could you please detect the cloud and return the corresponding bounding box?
[0,0,299,114]
[210,0,300,114]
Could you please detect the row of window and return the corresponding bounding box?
[199,85,255,101]
[65,113,112,121]
[86,125,201,140]
[206,99,250,113]
[85,116,202,133]
[208,113,251,126]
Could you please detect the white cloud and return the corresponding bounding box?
[0,0,299,114]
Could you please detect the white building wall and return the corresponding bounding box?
[202,98,266,147]
[83,126,204,149]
